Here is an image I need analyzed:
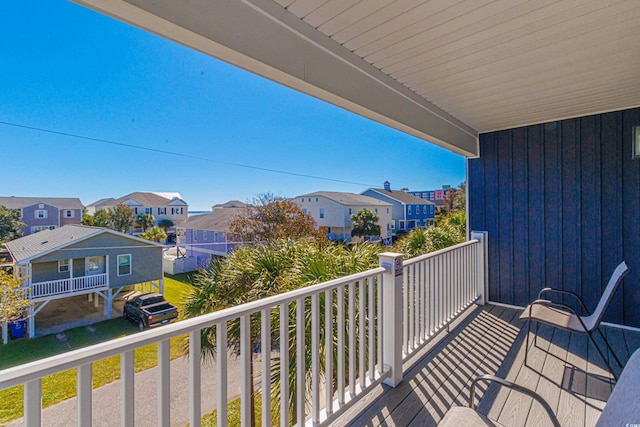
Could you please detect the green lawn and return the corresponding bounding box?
[0,273,196,424]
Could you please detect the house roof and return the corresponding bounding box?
[299,192,392,207]
[184,208,243,232]
[90,192,188,208]
[87,198,115,208]
[4,224,162,264]
[0,197,83,210]
[365,189,435,206]
[213,200,247,209]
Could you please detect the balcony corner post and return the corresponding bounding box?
[470,231,488,305]
[379,252,404,387]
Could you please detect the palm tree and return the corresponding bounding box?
[158,219,174,232]
[137,213,155,232]
[350,209,381,243]
[183,239,382,424]
[140,226,167,243]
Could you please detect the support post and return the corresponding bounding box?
[107,288,113,319]
[2,322,7,345]
[94,292,99,308]
[28,305,35,338]
[470,231,488,305]
[378,252,404,387]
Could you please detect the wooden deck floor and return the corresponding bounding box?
[344,303,640,427]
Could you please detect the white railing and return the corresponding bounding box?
[30,273,108,299]
[401,240,483,359]
[0,238,487,427]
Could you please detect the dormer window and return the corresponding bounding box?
[35,210,47,219]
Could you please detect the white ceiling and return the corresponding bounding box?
[275,0,640,133]
[75,0,640,156]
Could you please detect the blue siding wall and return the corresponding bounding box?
[469,107,640,326]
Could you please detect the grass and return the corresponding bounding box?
[0,273,195,424]
[200,394,264,427]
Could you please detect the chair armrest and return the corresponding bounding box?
[470,374,560,427]
[537,288,590,314]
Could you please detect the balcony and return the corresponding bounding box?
[29,273,108,300]
[0,237,637,426]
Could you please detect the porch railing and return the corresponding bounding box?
[0,237,486,427]
[30,273,108,299]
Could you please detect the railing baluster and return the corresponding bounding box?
[158,339,170,427]
[261,308,271,427]
[337,285,345,406]
[189,330,201,427]
[217,322,227,427]
[311,293,320,425]
[368,277,375,381]
[240,314,251,427]
[77,363,92,426]
[402,264,408,355]
[348,282,356,398]
[377,274,383,375]
[408,265,414,351]
[359,280,365,389]
[24,378,42,427]
[419,260,425,342]
[325,289,333,416]
[296,298,305,425]
[121,350,135,427]
[279,304,289,427]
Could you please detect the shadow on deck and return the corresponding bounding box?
[344,304,640,427]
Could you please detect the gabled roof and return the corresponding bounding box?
[0,197,83,210]
[298,192,391,207]
[365,189,435,206]
[87,198,115,208]
[213,200,247,209]
[4,224,162,264]
[184,208,243,232]
[90,192,188,208]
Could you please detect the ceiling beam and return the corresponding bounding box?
[74,0,479,157]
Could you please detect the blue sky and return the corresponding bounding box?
[1,1,465,211]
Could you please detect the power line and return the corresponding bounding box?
[0,121,378,187]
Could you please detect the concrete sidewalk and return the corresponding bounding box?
[7,351,263,427]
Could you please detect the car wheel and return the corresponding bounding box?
[139,320,145,330]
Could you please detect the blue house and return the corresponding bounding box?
[362,182,435,233]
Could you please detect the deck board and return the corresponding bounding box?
[347,303,640,427]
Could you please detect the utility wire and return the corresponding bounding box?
[0,121,378,187]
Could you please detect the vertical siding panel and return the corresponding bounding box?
[600,111,623,323]
[544,122,562,296]
[580,115,601,312]
[483,132,500,302]
[511,127,529,307]
[562,118,581,305]
[622,108,640,326]
[497,130,514,304]
[527,124,545,303]
[468,148,485,234]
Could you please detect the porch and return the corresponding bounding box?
[342,303,640,427]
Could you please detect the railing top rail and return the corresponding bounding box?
[0,266,385,389]
[403,239,479,266]
[31,273,107,287]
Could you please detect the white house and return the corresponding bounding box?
[295,191,392,243]
[86,192,189,225]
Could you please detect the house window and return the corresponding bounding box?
[145,207,152,215]
[348,208,352,215]
[117,254,131,276]
[203,231,208,240]
[315,198,318,202]
[193,230,197,242]
[319,208,325,219]
[35,210,47,219]
[423,206,427,214]
[408,206,412,215]
[64,210,74,218]
[134,207,138,214]
[303,208,307,213]
[86,256,101,273]
[387,208,389,214]
[31,225,56,233]
[158,207,167,215]
[374,208,378,214]
[301,198,304,202]
[58,259,70,272]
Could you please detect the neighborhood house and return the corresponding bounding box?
[86,191,189,226]
[0,196,83,236]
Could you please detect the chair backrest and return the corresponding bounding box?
[585,261,628,330]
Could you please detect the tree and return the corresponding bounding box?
[350,209,380,243]
[0,270,32,343]
[140,226,167,243]
[0,206,25,243]
[183,239,382,425]
[137,213,155,232]
[393,210,466,258]
[229,193,324,242]
[109,203,136,233]
[93,209,111,227]
[158,219,174,232]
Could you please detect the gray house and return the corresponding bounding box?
[362,182,436,233]
[5,224,163,338]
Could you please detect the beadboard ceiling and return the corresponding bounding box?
[75,0,640,156]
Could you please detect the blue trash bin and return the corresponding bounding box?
[9,319,25,339]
